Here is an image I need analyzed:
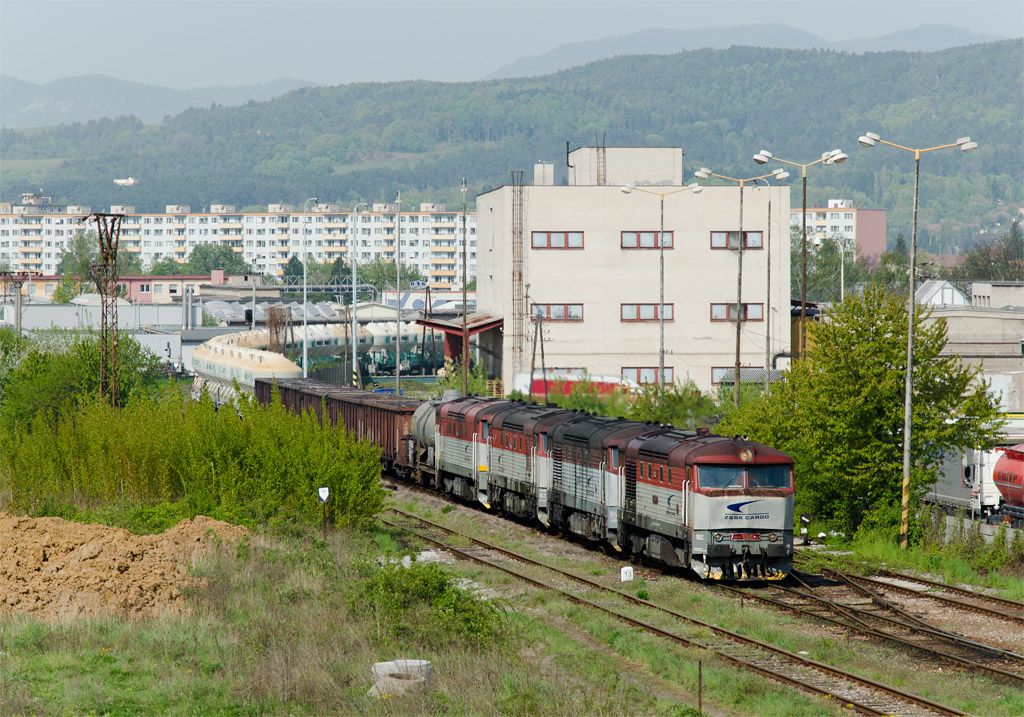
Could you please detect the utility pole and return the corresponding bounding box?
[1,271,30,335]
[83,213,124,406]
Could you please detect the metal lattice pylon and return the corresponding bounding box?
[85,213,124,406]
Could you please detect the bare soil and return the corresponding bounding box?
[0,513,248,621]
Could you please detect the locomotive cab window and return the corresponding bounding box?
[698,466,744,489]
[747,465,791,489]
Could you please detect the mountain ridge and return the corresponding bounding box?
[486,23,1006,79]
[1,41,1020,255]
[0,74,315,129]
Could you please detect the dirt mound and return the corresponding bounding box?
[0,513,249,621]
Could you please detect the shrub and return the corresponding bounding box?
[354,559,505,647]
[0,387,385,530]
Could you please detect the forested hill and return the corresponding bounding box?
[2,41,1020,254]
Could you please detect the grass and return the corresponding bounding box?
[0,523,714,716]
[5,501,1020,716]
[798,529,1024,601]
[391,496,1023,715]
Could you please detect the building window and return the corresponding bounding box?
[621,303,674,322]
[710,231,763,249]
[532,303,583,321]
[139,284,151,293]
[621,230,673,249]
[711,367,730,384]
[531,231,584,249]
[622,367,674,385]
[710,303,764,321]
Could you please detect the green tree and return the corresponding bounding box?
[329,257,350,278]
[149,256,184,276]
[117,251,143,276]
[720,285,1002,535]
[791,227,872,304]
[949,219,1024,283]
[0,327,28,406]
[0,333,163,430]
[57,230,97,281]
[356,257,425,291]
[57,230,142,282]
[628,379,718,429]
[186,243,248,274]
[867,249,910,297]
[50,276,79,303]
[283,255,304,279]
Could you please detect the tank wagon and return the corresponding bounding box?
[254,378,795,580]
[991,445,1024,527]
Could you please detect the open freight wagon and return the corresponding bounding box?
[255,378,421,471]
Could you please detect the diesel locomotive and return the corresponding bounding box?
[255,378,795,581]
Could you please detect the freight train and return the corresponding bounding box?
[253,377,796,581]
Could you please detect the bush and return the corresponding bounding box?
[354,558,505,647]
[0,387,385,530]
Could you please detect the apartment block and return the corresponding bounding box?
[790,199,887,260]
[0,195,477,290]
[477,147,791,395]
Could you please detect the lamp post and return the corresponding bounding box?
[350,202,367,387]
[302,197,317,378]
[755,177,772,394]
[250,266,257,329]
[394,191,402,395]
[832,234,848,302]
[752,149,847,358]
[620,182,703,389]
[858,131,977,549]
[461,178,469,396]
[693,167,789,407]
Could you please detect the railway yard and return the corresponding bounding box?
[384,484,1024,716]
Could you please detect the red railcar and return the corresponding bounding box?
[994,446,1024,511]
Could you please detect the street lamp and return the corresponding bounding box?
[350,202,367,388]
[394,191,402,395]
[752,148,847,357]
[620,182,703,389]
[302,197,318,378]
[832,235,849,303]
[461,178,470,396]
[693,166,789,407]
[858,131,977,549]
[754,177,772,394]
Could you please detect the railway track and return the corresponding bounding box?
[718,571,1024,687]
[381,507,968,717]
[858,570,1024,626]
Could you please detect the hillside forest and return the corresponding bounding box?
[1,41,1020,257]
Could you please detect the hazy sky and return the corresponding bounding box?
[2,0,1021,88]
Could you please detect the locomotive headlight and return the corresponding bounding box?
[714,533,723,542]
[768,532,778,542]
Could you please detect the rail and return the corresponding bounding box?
[382,507,967,717]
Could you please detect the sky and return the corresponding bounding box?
[1,0,1022,88]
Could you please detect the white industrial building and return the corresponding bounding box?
[476,147,791,395]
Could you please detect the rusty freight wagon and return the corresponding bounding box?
[255,378,420,471]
